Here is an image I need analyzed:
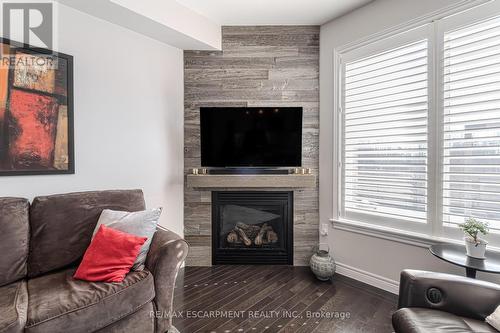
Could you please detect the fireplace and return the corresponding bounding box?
[212,191,293,265]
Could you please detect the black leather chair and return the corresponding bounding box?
[392,270,500,333]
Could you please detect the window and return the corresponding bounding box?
[343,40,429,228]
[442,15,500,233]
[337,1,500,244]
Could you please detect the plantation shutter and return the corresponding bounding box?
[442,15,500,232]
[342,39,429,226]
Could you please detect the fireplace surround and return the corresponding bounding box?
[184,26,319,266]
[212,191,293,265]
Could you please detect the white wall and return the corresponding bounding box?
[320,0,500,292]
[0,4,185,236]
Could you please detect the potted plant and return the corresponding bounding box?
[459,217,489,259]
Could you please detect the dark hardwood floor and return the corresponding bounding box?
[173,266,397,333]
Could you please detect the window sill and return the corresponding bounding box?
[329,218,500,253]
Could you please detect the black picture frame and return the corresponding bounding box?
[0,37,74,176]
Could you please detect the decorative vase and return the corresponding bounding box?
[464,237,487,259]
[310,244,336,281]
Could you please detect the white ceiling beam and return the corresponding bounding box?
[57,0,221,50]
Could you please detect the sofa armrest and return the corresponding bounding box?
[398,269,500,320]
[145,227,188,333]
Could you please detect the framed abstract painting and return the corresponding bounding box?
[0,38,74,176]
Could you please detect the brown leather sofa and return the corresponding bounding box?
[0,189,188,333]
[393,269,500,333]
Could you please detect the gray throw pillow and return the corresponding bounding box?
[93,208,162,270]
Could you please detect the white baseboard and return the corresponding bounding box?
[336,262,399,295]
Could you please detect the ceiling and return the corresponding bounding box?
[175,0,374,25]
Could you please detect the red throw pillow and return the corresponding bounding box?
[74,224,147,282]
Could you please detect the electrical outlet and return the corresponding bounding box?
[320,223,328,236]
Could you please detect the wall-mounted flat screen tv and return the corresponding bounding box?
[200,107,302,167]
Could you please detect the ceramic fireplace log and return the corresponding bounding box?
[227,223,278,247]
[266,230,278,243]
[227,231,240,244]
[236,222,260,239]
[254,224,271,246]
[235,226,252,246]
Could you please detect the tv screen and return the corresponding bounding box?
[200,107,302,167]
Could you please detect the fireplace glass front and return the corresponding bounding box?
[212,191,293,265]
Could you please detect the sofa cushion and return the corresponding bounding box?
[74,225,147,282]
[26,268,155,333]
[464,317,500,333]
[393,308,499,333]
[0,280,28,333]
[28,189,146,277]
[94,302,154,333]
[93,208,162,270]
[0,198,29,286]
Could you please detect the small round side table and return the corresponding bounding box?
[429,244,500,279]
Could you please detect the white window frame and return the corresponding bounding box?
[437,1,500,246]
[339,24,434,235]
[332,0,500,247]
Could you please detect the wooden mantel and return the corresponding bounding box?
[186,174,316,189]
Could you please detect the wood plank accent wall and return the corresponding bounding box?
[184,26,320,266]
